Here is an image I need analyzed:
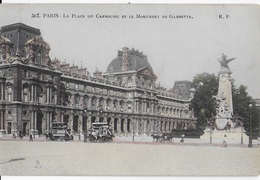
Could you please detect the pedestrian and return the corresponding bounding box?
[180,134,185,143]
[12,132,16,139]
[19,130,22,139]
[45,132,49,139]
[222,134,227,147]
[29,132,33,142]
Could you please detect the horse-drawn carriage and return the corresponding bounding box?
[88,122,114,143]
[47,122,74,141]
[151,133,174,143]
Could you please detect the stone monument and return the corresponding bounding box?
[201,54,248,144]
[215,53,235,130]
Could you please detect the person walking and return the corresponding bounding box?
[29,132,33,142]
[12,132,16,139]
[222,134,227,147]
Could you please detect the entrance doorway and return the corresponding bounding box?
[73,115,79,132]
[22,122,28,135]
[37,112,43,135]
[7,122,11,134]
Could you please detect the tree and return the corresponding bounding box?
[189,72,259,138]
[232,84,259,138]
[189,73,218,132]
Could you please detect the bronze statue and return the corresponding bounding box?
[218,53,235,69]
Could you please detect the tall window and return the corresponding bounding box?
[7,87,12,102]
[23,88,28,102]
[36,52,42,64]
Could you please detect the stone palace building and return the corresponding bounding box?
[0,23,196,137]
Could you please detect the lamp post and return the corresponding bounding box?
[256,104,260,138]
[78,120,82,140]
[132,119,135,142]
[248,104,253,148]
[83,109,87,143]
[241,122,244,145]
[210,128,212,144]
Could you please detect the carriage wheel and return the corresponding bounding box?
[99,136,106,143]
[159,137,164,143]
[89,134,96,142]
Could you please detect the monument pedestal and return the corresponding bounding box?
[201,127,248,144]
[215,117,228,130]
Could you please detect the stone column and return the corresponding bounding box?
[78,112,83,132]
[103,116,107,123]
[71,94,75,108]
[86,115,91,131]
[143,120,147,134]
[30,110,34,130]
[135,118,139,135]
[46,112,49,131]
[0,84,3,100]
[134,101,137,113]
[0,111,2,130]
[150,119,154,133]
[69,113,73,132]
[61,112,64,122]
[34,111,37,130]
[88,97,92,110]
[117,118,121,134]
[42,111,46,134]
[110,117,114,131]
[174,121,177,129]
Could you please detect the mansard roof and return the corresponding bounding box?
[106,47,155,76]
[0,23,41,35]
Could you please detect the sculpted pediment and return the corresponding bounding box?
[24,35,51,66]
[137,67,156,79]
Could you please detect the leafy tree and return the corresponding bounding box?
[232,84,259,138]
[189,72,259,138]
[189,73,218,132]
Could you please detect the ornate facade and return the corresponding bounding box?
[0,23,196,137]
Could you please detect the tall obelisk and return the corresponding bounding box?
[215,53,235,130]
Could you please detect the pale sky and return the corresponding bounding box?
[0,4,259,98]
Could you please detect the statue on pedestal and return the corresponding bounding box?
[217,53,235,70]
[215,53,235,130]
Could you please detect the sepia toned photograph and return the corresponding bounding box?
[0,4,259,176]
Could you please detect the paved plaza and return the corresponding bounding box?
[0,136,259,176]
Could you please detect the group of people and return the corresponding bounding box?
[12,131,34,142]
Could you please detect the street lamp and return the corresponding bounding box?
[241,121,244,145]
[83,109,87,143]
[248,104,253,148]
[210,128,212,144]
[256,104,260,138]
[132,119,135,142]
[78,120,82,140]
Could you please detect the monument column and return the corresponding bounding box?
[215,54,235,130]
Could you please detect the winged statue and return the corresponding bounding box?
[217,53,235,69]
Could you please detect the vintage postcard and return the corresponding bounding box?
[0,4,259,176]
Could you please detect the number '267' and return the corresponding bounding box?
[31,13,40,18]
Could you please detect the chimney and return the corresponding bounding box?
[122,47,129,72]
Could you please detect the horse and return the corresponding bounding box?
[151,134,161,142]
